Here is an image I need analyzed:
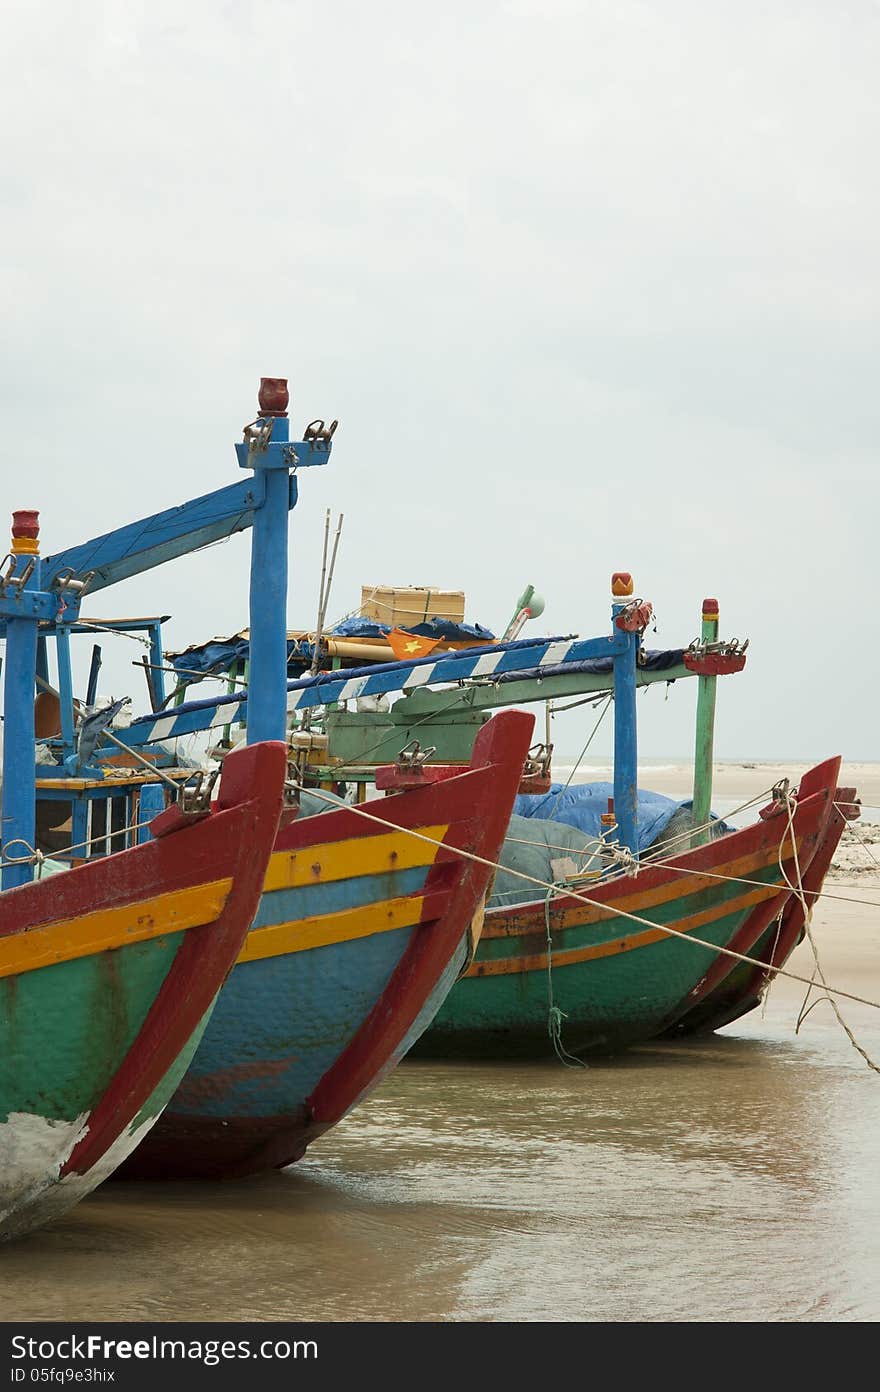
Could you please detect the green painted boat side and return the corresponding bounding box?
[418,898,767,1057]
[0,740,288,1242]
[0,934,184,1123]
[415,770,835,1059]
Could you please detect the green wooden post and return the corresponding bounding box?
[223,659,243,745]
[691,597,719,846]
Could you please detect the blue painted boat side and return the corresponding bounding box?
[251,864,429,928]
[172,924,415,1116]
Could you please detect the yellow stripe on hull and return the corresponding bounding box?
[238,893,428,963]
[263,824,448,893]
[469,883,783,978]
[0,879,233,980]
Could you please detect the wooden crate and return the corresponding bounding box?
[360,585,466,627]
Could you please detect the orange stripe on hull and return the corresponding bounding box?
[469,883,782,977]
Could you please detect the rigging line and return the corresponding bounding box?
[541,697,612,824]
[75,620,152,648]
[625,852,880,912]
[505,834,604,855]
[292,782,880,1016]
[637,789,775,862]
[137,660,249,689]
[548,692,611,715]
[778,794,880,1074]
[1,814,156,866]
[834,808,880,875]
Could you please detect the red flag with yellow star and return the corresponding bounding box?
[386,627,442,661]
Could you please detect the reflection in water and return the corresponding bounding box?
[1,1003,878,1322]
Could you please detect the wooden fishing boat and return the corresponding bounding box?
[0,739,286,1240]
[0,377,327,1232]
[662,772,859,1037]
[119,709,533,1179]
[413,757,838,1058]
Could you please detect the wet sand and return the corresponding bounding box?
[1,763,878,1323]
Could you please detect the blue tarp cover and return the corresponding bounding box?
[496,648,685,683]
[171,617,497,679]
[172,637,250,677]
[513,781,726,852]
[332,616,495,642]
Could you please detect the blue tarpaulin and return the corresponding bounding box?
[332,616,495,642]
[513,782,729,852]
[170,616,497,681]
[496,648,685,684]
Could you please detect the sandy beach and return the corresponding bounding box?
[640,759,880,808]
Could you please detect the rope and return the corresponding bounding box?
[506,833,604,856]
[835,807,880,876]
[543,884,588,1068]
[76,619,153,649]
[0,838,45,872]
[293,782,880,1017]
[778,794,880,1074]
[1,817,156,868]
[638,788,775,862]
[624,855,880,914]
[540,697,612,823]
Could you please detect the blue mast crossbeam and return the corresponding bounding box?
[40,477,276,595]
[118,632,629,748]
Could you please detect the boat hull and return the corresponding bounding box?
[120,710,533,1179]
[0,741,285,1240]
[663,762,851,1036]
[413,761,837,1059]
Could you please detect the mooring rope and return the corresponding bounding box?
[0,816,157,868]
[780,794,880,1073]
[618,855,880,913]
[542,884,588,1068]
[293,782,880,1018]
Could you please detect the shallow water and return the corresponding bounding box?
[1,989,878,1323]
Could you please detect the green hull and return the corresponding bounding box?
[416,778,833,1060]
[1,933,183,1123]
[418,898,760,1058]
[0,933,212,1240]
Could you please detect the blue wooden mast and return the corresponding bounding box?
[1,513,41,888]
[610,571,640,860]
[0,511,88,888]
[2,377,333,873]
[236,380,295,745]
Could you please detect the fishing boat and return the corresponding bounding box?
[119,708,532,1178]
[21,380,534,1180]
[160,572,853,1062]
[417,757,839,1057]
[0,507,288,1240]
[0,740,285,1241]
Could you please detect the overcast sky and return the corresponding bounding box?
[3,0,878,760]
